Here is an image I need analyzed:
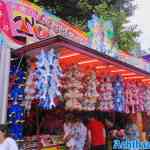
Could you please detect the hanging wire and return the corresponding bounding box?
[13,55,24,102]
[15,55,24,74]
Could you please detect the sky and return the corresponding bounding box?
[129,0,150,51]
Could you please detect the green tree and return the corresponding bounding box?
[30,0,140,52]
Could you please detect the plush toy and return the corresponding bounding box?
[35,49,63,109]
[144,86,150,113]
[10,85,24,101]
[9,63,26,101]
[113,75,125,112]
[62,65,84,110]
[24,61,37,111]
[125,81,140,113]
[98,76,114,111]
[7,101,24,141]
[136,82,145,112]
[125,81,136,113]
[83,71,98,111]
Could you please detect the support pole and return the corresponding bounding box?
[0,40,10,124]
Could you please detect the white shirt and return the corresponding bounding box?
[64,122,87,150]
[0,137,18,150]
[74,123,87,150]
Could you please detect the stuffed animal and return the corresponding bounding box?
[7,101,24,141]
[98,76,114,111]
[113,75,125,112]
[62,65,84,110]
[137,82,145,112]
[144,86,150,113]
[24,61,37,111]
[9,64,26,101]
[125,81,145,113]
[35,49,63,109]
[83,71,98,110]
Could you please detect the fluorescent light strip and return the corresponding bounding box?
[122,73,135,76]
[142,79,150,82]
[60,53,79,59]
[125,76,144,79]
[111,69,126,73]
[96,65,113,69]
[96,66,107,69]
[78,59,98,65]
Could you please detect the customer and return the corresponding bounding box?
[87,113,106,150]
[0,124,18,150]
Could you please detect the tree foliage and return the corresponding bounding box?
[30,0,140,52]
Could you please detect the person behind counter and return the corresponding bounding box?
[125,117,140,150]
[73,116,87,150]
[125,118,140,140]
[63,114,87,150]
[63,114,76,149]
[87,113,106,150]
[0,124,18,150]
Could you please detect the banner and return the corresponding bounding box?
[0,0,88,45]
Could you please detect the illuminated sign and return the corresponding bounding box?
[0,0,88,45]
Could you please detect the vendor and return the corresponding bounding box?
[63,114,87,150]
[87,113,106,150]
[125,117,140,141]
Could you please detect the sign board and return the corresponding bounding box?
[0,0,88,45]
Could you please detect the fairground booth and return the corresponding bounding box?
[1,0,150,150]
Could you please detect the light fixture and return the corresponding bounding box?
[60,53,79,59]
[96,65,113,69]
[111,69,126,73]
[124,76,144,79]
[96,66,107,69]
[142,79,150,82]
[122,73,135,76]
[78,59,98,65]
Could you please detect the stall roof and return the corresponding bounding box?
[13,35,150,83]
[143,55,150,61]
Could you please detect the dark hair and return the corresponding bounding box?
[64,113,74,123]
[0,124,9,137]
